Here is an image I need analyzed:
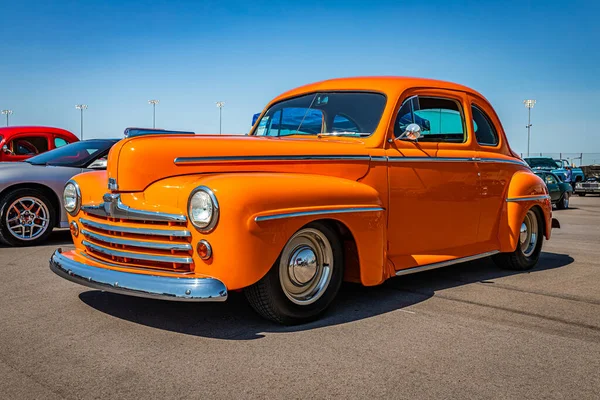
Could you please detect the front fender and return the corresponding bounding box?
[186,173,386,289]
[498,171,552,252]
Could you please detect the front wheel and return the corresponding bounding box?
[0,188,56,246]
[493,208,543,271]
[245,222,344,324]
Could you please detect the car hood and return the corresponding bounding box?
[107,135,371,192]
[0,163,80,187]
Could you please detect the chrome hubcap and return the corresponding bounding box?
[6,197,50,241]
[279,228,333,305]
[519,210,538,257]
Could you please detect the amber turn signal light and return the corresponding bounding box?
[70,221,79,238]
[197,240,212,260]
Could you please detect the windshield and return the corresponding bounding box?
[525,158,560,169]
[252,92,386,137]
[25,140,116,167]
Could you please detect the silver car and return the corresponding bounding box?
[0,139,118,246]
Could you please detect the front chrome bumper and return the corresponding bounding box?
[49,249,228,302]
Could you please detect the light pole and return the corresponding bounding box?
[148,99,159,128]
[216,101,225,135]
[1,110,13,126]
[523,99,536,157]
[75,104,88,140]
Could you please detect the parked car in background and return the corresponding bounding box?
[50,77,555,324]
[0,139,117,246]
[524,157,585,186]
[0,126,79,162]
[575,177,600,196]
[534,171,573,209]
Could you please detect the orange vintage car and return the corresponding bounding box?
[51,77,555,324]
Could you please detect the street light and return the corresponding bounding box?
[148,99,159,128]
[75,104,88,139]
[216,101,225,135]
[1,110,13,126]
[523,99,536,157]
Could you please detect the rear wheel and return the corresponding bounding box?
[556,193,569,210]
[0,188,56,246]
[493,208,543,271]
[245,222,344,325]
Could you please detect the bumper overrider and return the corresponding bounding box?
[49,249,228,302]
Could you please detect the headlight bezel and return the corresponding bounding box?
[187,186,219,233]
[63,180,81,216]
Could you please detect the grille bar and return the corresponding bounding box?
[81,229,193,252]
[80,218,191,238]
[82,240,194,264]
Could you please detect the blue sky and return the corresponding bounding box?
[0,0,598,154]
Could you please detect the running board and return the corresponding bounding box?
[395,251,500,277]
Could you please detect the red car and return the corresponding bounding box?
[0,126,79,162]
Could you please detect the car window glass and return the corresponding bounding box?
[395,97,465,143]
[9,136,49,155]
[471,105,499,146]
[54,137,69,148]
[261,107,323,136]
[332,114,360,133]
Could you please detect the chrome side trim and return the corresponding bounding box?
[479,158,528,167]
[83,240,193,264]
[81,229,193,252]
[80,218,191,238]
[174,155,370,164]
[49,249,227,302]
[370,156,388,162]
[255,207,385,222]
[82,193,187,222]
[395,251,499,277]
[506,195,551,202]
[387,156,473,163]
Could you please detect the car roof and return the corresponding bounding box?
[270,76,489,103]
[0,126,78,139]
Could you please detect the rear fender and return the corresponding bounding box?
[498,171,552,252]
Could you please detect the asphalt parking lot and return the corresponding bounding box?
[1,197,599,399]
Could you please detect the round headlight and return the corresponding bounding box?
[188,186,219,232]
[63,181,81,215]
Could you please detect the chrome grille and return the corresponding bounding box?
[79,216,194,273]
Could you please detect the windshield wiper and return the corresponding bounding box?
[317,132,370,138]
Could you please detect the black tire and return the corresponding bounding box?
[245,222,344,325]
[493,207,543,271]
[578,193,586,197]
[556,193,569,210]
[0,188,56,247]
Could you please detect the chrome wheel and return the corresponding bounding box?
[519,209,539,257]
[5,197,50,241]
[279,228,334,305]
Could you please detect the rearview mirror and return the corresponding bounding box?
[88,158,107,169]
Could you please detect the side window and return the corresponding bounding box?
[472,105,499,146]
[54,137,69,148]
[9,136,49,155]
[394,96,465,143]
[332,114,359,133]
[256,108,323,136]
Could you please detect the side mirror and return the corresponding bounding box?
[88,158,107,169]
[2,145,12,154]
[390,123,421,142]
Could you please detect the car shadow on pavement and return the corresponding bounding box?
[78,252,574,340]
